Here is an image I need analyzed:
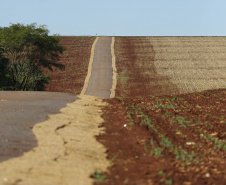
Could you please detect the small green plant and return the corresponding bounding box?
[134,108,200,163]
[151,147,163,158]
[166,99,176,108]
[173,116,191,129]
[153,104,175,109]
[115,96,124,105]
[91,170,106,183]
[84,62,88,69]
[171,96,178,101]
[175,129,186,138]
[195,92,206,99]
[206,91,222,100]
[149,95,155,99]
[123,68,128,74]
[110,155,117,166]
[197,128,226,151]
[119,150,124,156]
[116,75,120,81]
[165,112,171,117]
[122,76,130,87]
[161,115,166,120]
[144,142,149,152]
[158,169,166,176]
[71,72,77,77]
[171,97,188,107]
[165,179,173,185]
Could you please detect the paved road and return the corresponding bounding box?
[85,37,113,98]
[0,91,77,162]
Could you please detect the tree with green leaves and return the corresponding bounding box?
[0,23,65,90]
[0,41,10,90]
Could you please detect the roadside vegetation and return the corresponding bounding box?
[0,23,65,91]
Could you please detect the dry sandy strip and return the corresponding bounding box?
[0,37,119,185]
[0,95,109,185]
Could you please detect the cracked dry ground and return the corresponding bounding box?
[95,37,226,185]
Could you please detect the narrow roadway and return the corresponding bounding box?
[85,36,113,98]
[0,37,113,185]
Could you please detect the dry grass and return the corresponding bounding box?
[148,37,226,93]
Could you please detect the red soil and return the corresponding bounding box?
[40,36,225,185]
[96,89,226,185]
[94,37,226,185]
[43,36,96,94]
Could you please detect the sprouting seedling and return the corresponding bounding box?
[158,169,166,176]
[195,92,206,99]
[165,179,173,185]
[151,146,163,158]
[115,96,124,105]
[144,142,149,152]
[149,95,155,99]
[165,111,171,117]
[90,170,106,183]
[110,155,117,166]
[166,98,176,108]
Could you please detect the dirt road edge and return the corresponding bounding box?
[81,37,99,95]
[110,37,117,98]
[0,95,109,185]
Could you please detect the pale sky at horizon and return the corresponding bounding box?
[0,0,225,36]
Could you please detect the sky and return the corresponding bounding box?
[0,0,225,36]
